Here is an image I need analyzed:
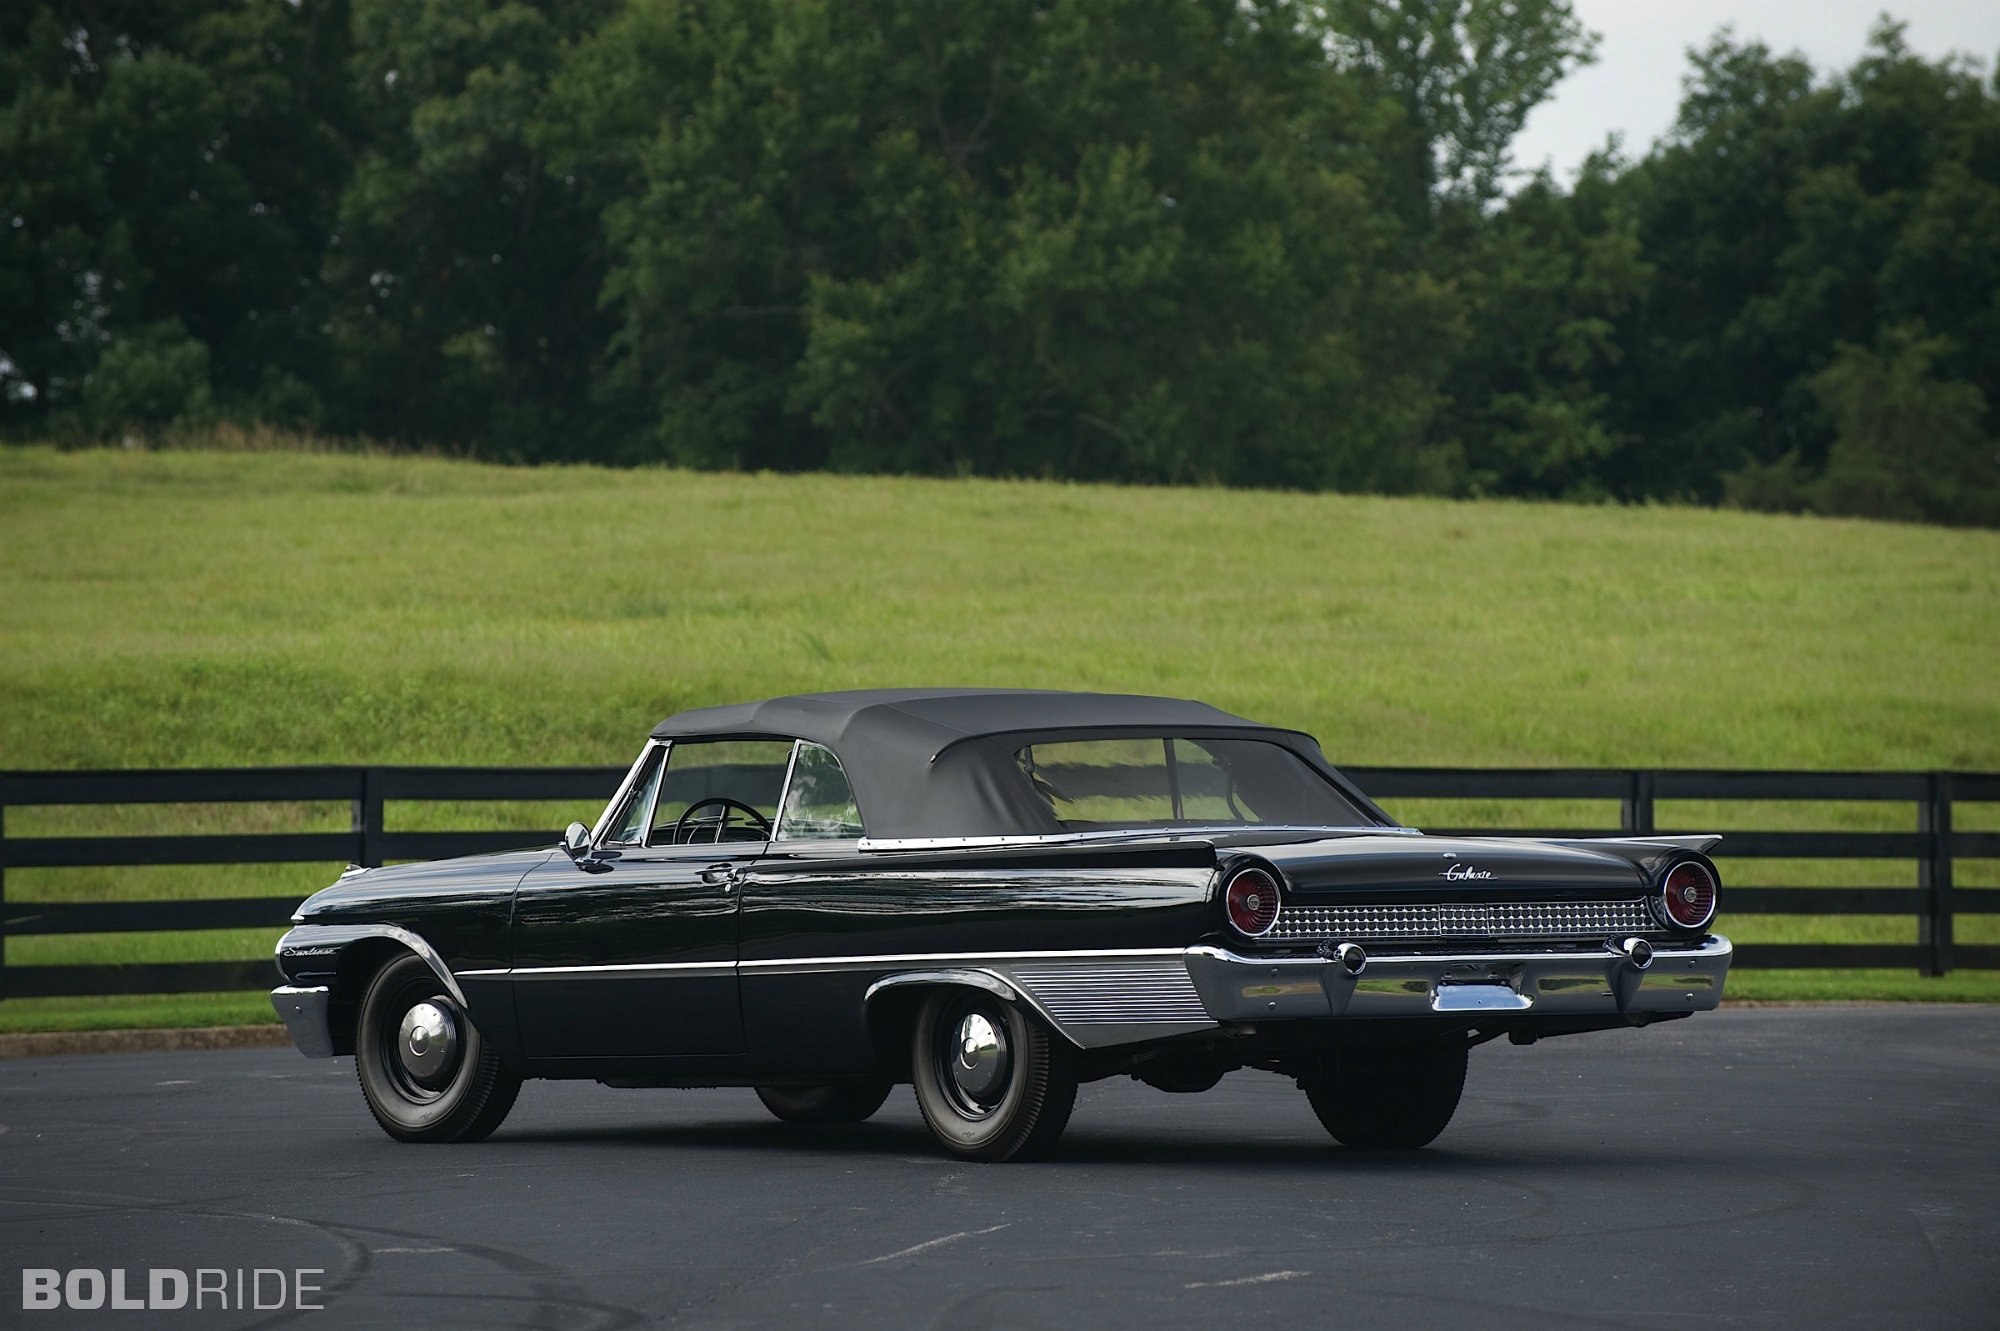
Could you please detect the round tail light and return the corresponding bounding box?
[1225,867,1281,936]
[1660,861,1718,930]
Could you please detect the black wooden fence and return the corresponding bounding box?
[0,765,1994,999]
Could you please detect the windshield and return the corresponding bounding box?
[1015,737,1372,830]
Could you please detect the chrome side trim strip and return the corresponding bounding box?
[864,969,1026,1006]
[740,947,1187,973]
[1496,833,1725,854]
[467,960,737,980]
[461,950,1192,987]
[461,947,1192,981]
[854,825,1418,852]
[858,966,1212,1050]
[275,923,467,1006]
[863,968,1064,1039]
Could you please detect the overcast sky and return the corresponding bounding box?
[1512,1,2000,183]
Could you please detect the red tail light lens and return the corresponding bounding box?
[1660,862,1718,929]
[1225,867,1281,936]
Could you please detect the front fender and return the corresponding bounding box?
[272,923,523,1066]
[277,922,465,1005]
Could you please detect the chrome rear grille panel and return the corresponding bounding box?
[1269,899,1656,942]
[1008,961,1211,1024]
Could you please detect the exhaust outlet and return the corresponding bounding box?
[1616,936,1654,970]
[1318,940,1368,975]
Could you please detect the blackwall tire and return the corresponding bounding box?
[911,989,1077,1162]
[1302,1040,1468,1150]
[755,1081,894,1124]
[355,953,522,1144]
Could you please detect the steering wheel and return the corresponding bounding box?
[671,797,774,845]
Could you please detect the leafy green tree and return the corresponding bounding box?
[552,0,1470,487]
[11,1,1994,527]
[1320,0,1596,209]
[0,7,121,420]
[1597,21,2000,510]
[1808,323,1998,526]
[82,318,214,433]
[327,0,624,455]
[1426,154,1650,497]
[0,1,353,435]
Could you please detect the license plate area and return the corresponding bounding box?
[1431,982,1533,1012]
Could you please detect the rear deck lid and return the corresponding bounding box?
[1260,835,1646,897]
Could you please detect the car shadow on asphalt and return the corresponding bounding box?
[485,1116,1712,1174]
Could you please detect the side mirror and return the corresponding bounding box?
[561,822,592,859]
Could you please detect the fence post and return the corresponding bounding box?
[353,768,385,869]
[1919,772,1954,976]
[1,802,8,1001]
[1622,770,1656,835]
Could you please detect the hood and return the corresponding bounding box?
[296,847,556,919]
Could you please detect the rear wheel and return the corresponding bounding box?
[755,1081,894,1124]
[355,953,522,1143]
[1301,1041,1468,1150]
[911,989,1077,1162]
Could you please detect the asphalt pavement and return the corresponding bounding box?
[1,1006,1995,1329]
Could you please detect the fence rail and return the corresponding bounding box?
[1,765,1994,999]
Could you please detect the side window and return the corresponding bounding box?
[1017,739,1174,825]
[775,743,864,840]
[1015,737,1368,828]
[649,739,795,845]
[600,746,665,846]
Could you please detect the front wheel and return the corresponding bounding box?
[356,953,522,1143]
[1301,1041,1468,1149]
[912,989,1077,1162]
[755,1081,894,1124]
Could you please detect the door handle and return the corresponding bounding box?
[699,864,742,889]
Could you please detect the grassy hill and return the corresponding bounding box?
[3,443,1996,1024]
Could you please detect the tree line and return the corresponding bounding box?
[3,1,1996,524]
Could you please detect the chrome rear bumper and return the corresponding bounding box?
[1184,935,1731,1022]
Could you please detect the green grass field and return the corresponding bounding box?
[2,442,1996,1028]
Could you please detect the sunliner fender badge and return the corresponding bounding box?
[273,923,467,1007]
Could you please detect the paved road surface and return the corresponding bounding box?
[1,1006,1995,1329]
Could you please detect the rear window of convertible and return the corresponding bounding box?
[1015,737,1370,830]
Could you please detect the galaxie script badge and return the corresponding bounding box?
[1440,853,1494,881]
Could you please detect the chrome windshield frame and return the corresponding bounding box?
[588,740,666,847]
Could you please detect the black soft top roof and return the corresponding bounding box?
[650,689,1389,839]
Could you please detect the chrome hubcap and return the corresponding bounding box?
[949,1011,1009,1104]
[397,1000,459,1088]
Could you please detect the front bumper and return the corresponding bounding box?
[1184,935,1731,1022]
[271,985,335,1058]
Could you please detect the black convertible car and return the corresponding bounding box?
[272,689,1730,1160]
